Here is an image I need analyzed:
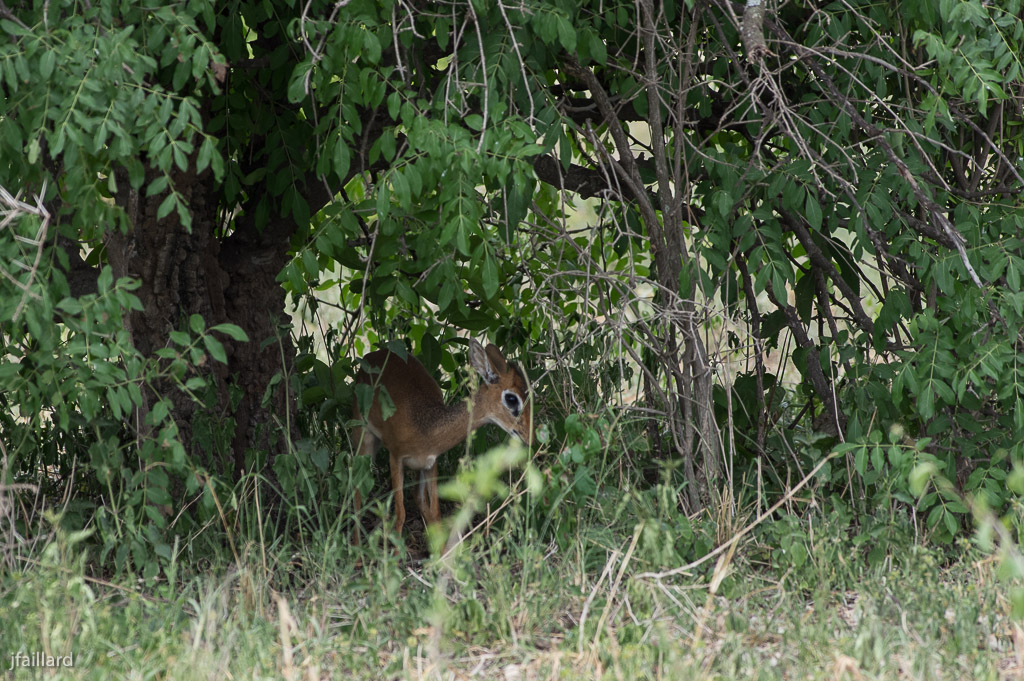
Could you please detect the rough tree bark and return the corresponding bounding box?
[105,159,303,484]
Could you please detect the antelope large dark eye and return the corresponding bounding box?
[503,391,521,414]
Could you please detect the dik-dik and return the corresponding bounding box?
[351,339,532,537]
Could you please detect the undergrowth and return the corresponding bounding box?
[1,470,1020,681]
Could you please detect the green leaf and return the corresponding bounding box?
[918,385,935,420]
[209,140,224,179]
[58,297,83,315]
[0,19,31,36]
[438,279,455,311]
[333,137,350,182]
[39,50,56,80]
[805,193,822,230]
[943,508,958,535]
[481,248,499,300]
[150,400,170,425]
[204,335,227,364]
[555,15,577,52]
[589,32,607,65]
[391,169,410,209]
[715,191,731,217]
[288,63,311,103]
[854,447,867,475]
[184,377,206,391]
[169,330,191,346]
[375,183,391,219]
[559,129,571,170]
[0,363,19,381]
[210,323,249,341]
[197,137,212,173]
[362,30,382,63]
[456,218,471,255]
[573,467,597,496]
[156,193,176,220]
[95,266,113,293]
[173,144,188,171]
[926,505,943,529]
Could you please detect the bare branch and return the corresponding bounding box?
[0,183,50,321]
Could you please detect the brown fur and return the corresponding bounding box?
[350,340,532,541]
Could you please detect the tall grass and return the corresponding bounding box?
[2,461,1020,681]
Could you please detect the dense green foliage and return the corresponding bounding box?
[287,0,1024,548]
[1,0,1024,615]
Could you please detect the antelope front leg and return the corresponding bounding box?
[415,463,441,526]
[425,463,440,525]
[390,455,406,535]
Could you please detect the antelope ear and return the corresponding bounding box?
[484,343,509,374]
[469,339,499,384]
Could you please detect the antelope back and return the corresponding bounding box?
[354,349,443,439]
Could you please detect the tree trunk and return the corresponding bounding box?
[106,161,296,487]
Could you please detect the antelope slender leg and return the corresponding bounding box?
[390,455,406,535]
[425,464,440,525]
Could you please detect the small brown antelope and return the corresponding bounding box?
[351,339,532,538]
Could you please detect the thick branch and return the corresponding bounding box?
[532,154,633,202]
[779,209,874,336]
[640,0,680,234]
[765,285,848,434]
[561,57,663,262]
[740,0,769,62]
